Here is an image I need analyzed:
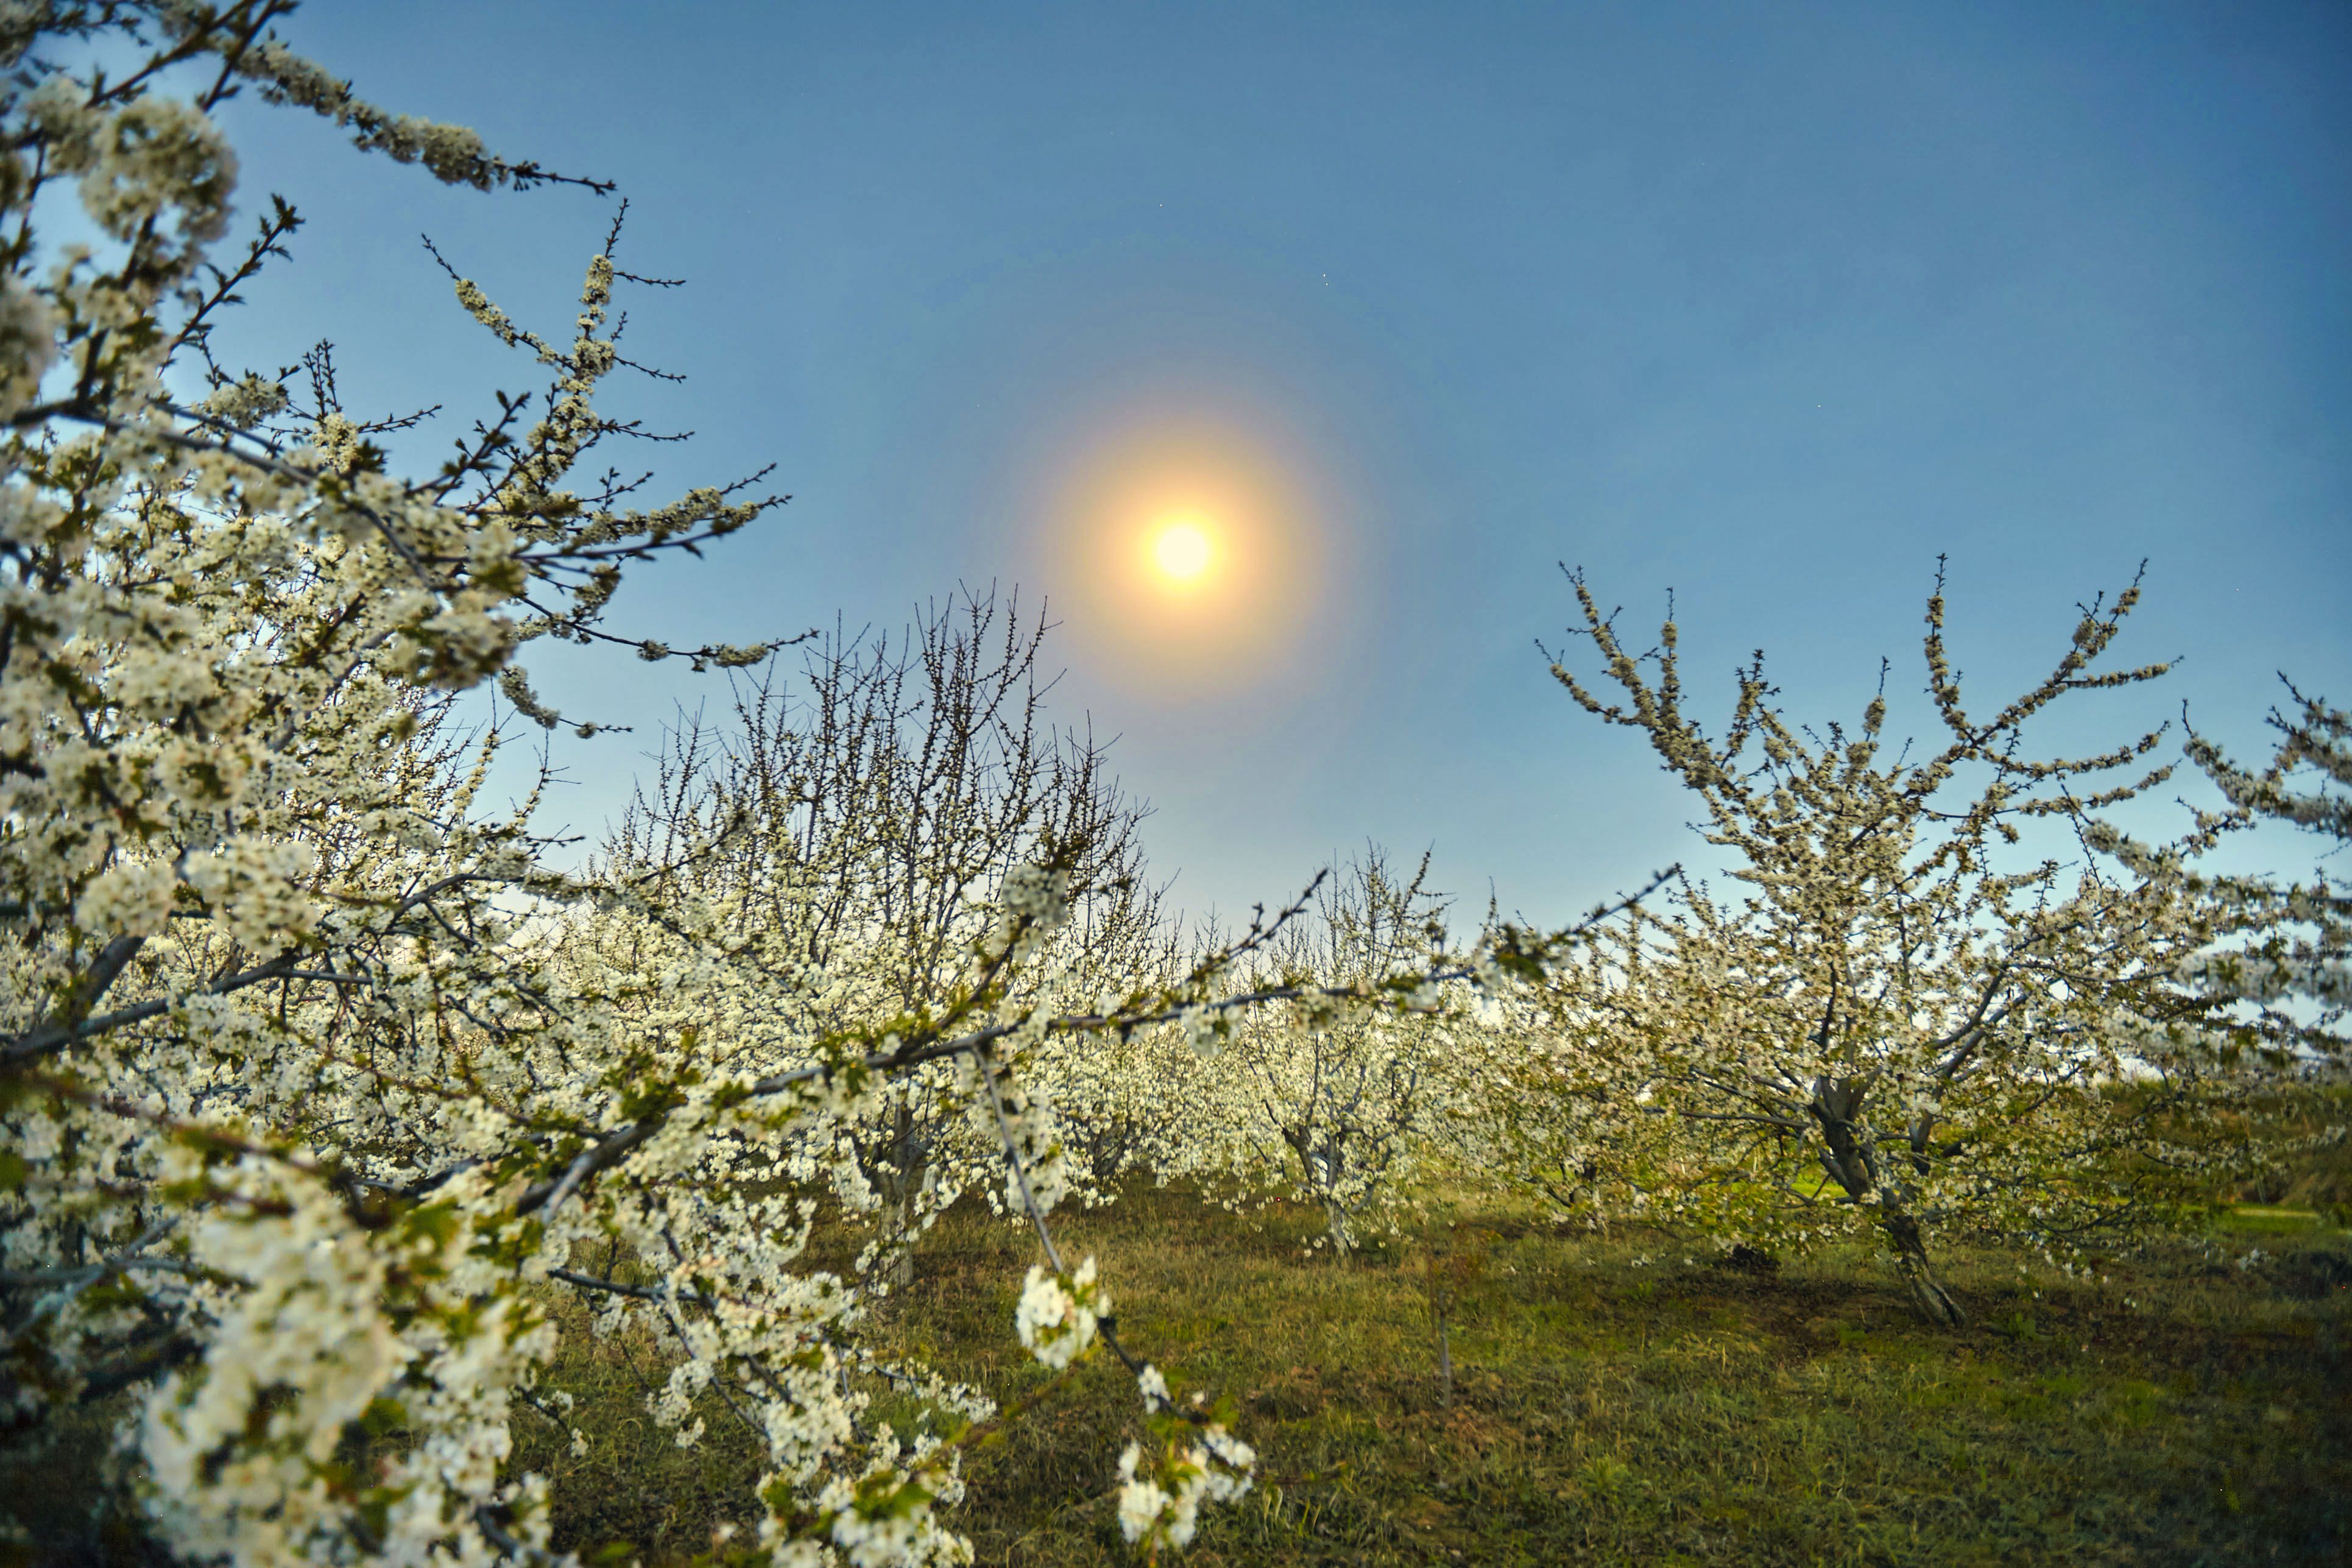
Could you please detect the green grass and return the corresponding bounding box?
[2222,1204,2330,1235]
[861,1193,2350,1567]
[506,1190,2348,1566]
[12,1190,2348,1566]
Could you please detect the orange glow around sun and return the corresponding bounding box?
[1040,413,1329,697]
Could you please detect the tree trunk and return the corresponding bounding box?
[875,1120,923,1290]
[884,1192,916,1289]
[1809,1076,1965,1329]
[1881,1209,1965,1329]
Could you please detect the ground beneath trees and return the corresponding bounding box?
[558,1190,2347,1566]
[15,1191,2345,1565]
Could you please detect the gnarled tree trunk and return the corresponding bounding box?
[1881,1208,1965,1328]
[1811,1076,1966,1328]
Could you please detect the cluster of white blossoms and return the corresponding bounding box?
[180,836,321,950]
[1014,1255,1104,1370]
[1109,1361,1254,1551]
[1114,1420,1257,1552]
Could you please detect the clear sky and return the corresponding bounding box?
[217,0,2350,926]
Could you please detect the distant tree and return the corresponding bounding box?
[602,591,1160,1286]
[1530,562,2287,1326]
[1155,850,1469,1255]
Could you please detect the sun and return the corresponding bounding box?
[1036,409,1339,698]
[1150,517,1217,584]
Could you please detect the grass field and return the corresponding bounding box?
[510,1190,2348,1567]
[14,1190,2347,1566]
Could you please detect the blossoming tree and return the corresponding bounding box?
[0,6,1266,1559]
[598,590,1163,1286]
[1153,850,1468,1254]
[1531,562,2278,1326]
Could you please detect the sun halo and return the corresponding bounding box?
[1037,413,1335,699]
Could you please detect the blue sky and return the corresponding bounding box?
[217,0,2349,925]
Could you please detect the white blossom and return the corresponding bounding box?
[1014,1256,1104,1370]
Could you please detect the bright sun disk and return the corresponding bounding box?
[1151,520,1214,582]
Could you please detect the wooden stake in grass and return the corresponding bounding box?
[1422,1221,1488,1408]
